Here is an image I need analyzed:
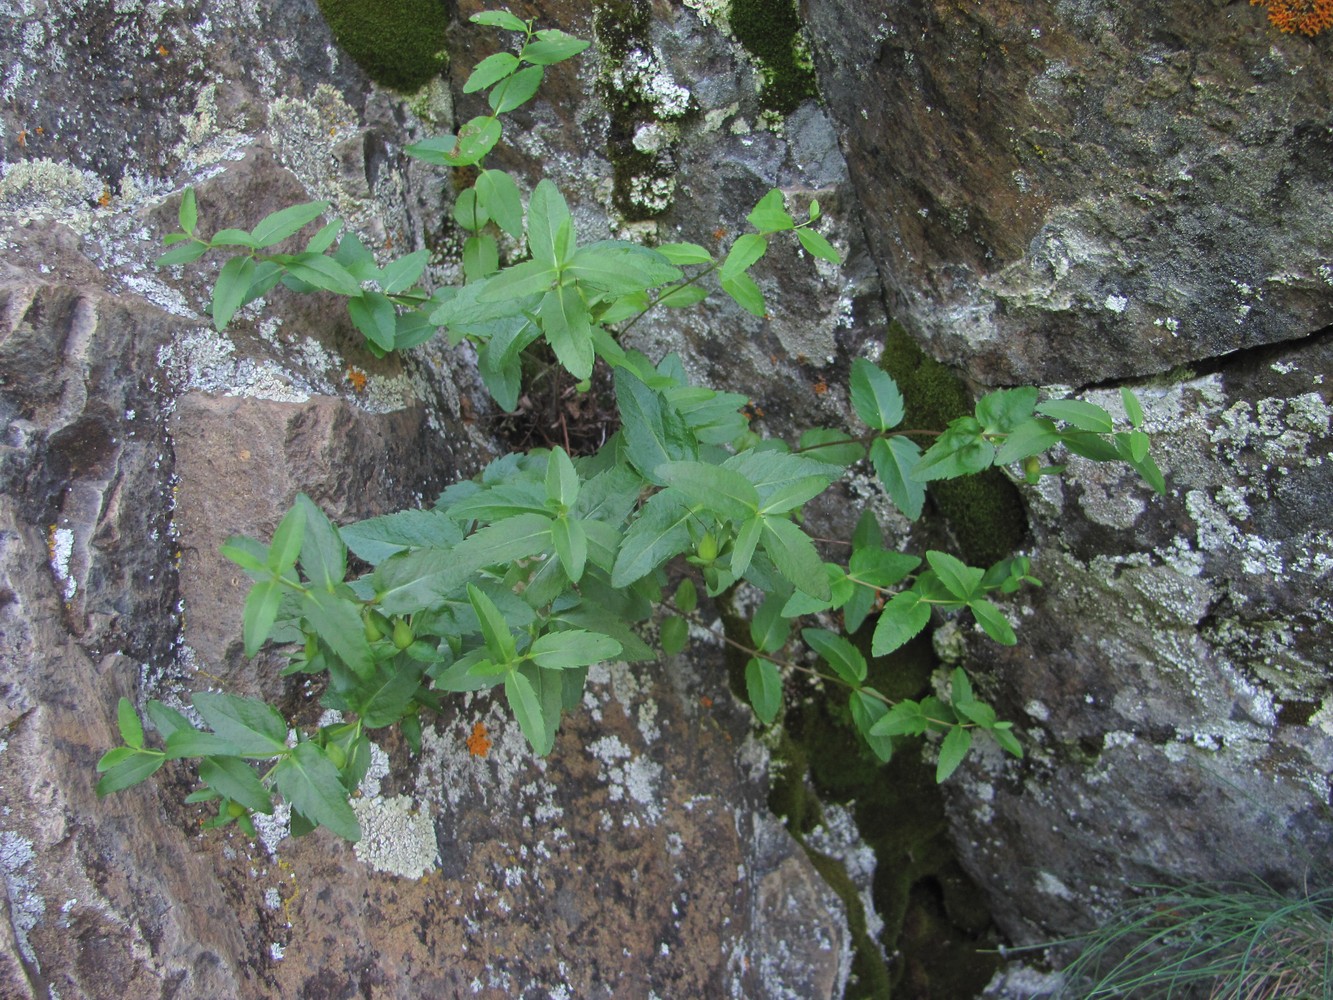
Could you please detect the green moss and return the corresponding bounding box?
[729,0,819,115]
[879,321,1028,566]
[316,0,449,92]
[806,850,894,999]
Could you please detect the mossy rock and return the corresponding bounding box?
[729,0,819,114]
[316,0,449,92]
[879,321,1028,566]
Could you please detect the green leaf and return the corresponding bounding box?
[163,728,246,759]
[871,589,931,655]
[759,475,834,515]
[301,588,375,679]
[656,461,759,520]
[796,227,840,264]
[551,516,588,582]
[490,63,544,113]
[284,254,363,296]
[463,235,500,281]
[540,284,594,380]
[674,578,698,614]
[969,597,1017,645]
[656,242,712,265]
[469,583,518,664]
[146,701,192,740]
[478,258,559,302]
[199,757,274,814]
[470,10,528,30]
[193,692,289,756]
[848,547,919,589]
[464,51,520,93]
[761,516,829,600]
[95,750,165,795]
[730,514,762,578]
[340,509,462,564]
[379,249,430,295]
[116,697,144,749]
[990,724,1023,758]
[209,228,259,248]
[96,746,140,772]
[404,134,459,166]
[155,240,210,267]
[1036,398,1114,434]
[251,200,329,248]
[476,169,525,240]
[721,232,768,279]
[914,419,995,482]
[866,436,923,519]
[545,446,581,509]
[975,387,1039,435]
[659,615,688,655]
[527,629,621,670]
[1121,387,1145,428]
[355,659,427,728]
[212,255,256,329]
[455,116,504,166]
[614,368,698,483]
[505,669,549,753]
[869,699,927,738]
[528,179,573,267]
[520,28,591,65]
[745,658,782,725]
[610,490,693,587]
[273,742,360,841]
[721,271,765,316]
[802,628,867,685]
[179,187,198,233]
[305,219,343,254]
[849,690,894,763]
[296,494,347,591]
[926,551,983,601]
[750,594,791,654]
[936,726,972,783]
[241,578,283,658]
[267,503,307,574]
[746,189,794,233]
[568,242,681,295]
[850,358,905,431]
[797,428,864,467]
[994,417,1060,465]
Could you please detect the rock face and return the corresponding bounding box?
[0,0,851,997]
[807,0,1333,385]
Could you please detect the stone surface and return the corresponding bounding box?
[940,331,1333,942]
[807,0,1333,385]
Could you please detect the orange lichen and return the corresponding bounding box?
[466,721,492,758]
[812,379,828,395]
[156,44,169,56]
[1252,0,1333,35]
[346,367,368,393]
[98,187,111,208]
[16,130,26,148]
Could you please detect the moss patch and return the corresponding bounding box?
[879,321,1028,566]
[729,0,819,115]
[316,0,449,92]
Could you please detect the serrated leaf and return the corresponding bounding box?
[199,756,274,814]
[656,461,759,520]
[761,516,829,600]
[163,728,246,759]
[505,669,549,754]
[379,249,430,295]
[464,51,520,93]
[994,417,1060,465]
[990,725,1023,757]
[454,116,503,166]
[340,509,462,565]
[212,255,256,329]
[731,514,762,578]
[251,200,329,248]
[527,178,573,268]
[490,63,544,113]
[936,726,972,783]
[540,284,594,380]
[796,227,840,264]
[470,9,528,30]
[476,169,525,239]
[975,387,1039,435]
[848,547,919,589]
[746,189,794,233]
[926,550,983,601]
[241,578,283,658]
[463,235,500,282]
[273,742,360,841]
[209,228,259,248]
[478,258,559,302]
[868,436,925,520]
[1037,398,1114,434]
[296,494,346,592]
[849,690,894,763]
[802,628,866,685]
[347,291,397,352]
[545,445,580,509]
[745,657,782,724]
[610,490,693,587]
[355,659,427,728]
[870,699,928,738]
[614,368,698,483]
[520,28,590,65]
[568,242,682,296]
[306,219,343,254]
[95,750,165,795]
[146,701,191,740]
[193,692,289,756]
[469,582,518,664]
[96,746,140,772]
[527,629,620,670]
[850,358,905,431]
[871,589,931,655]
[551,516,588,582]
[914,419,995,482]
[301,588,375,679]
[969,597,1017,645]
[116,697,144,749]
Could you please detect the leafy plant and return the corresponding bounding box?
[1042,879,1333,998]
[108,10,1165,841]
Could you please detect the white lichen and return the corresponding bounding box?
[350,795,438,879]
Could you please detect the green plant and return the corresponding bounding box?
[102,11,1165,842]
[1043,880,1333,999]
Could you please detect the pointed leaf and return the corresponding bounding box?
[656,242,712,265]
[850,358,904,431]
[296,494,347,591]
[155,240,210,267]
[116,697,144,749]
[476,169,525,239]
[868,437,925,520]
[505,669,549,754]
[469,583,518,663]
[520,28,590,65]
[746,189,794,233]
[464,51,520,93]
[251,200,329,248]
[95,751,165,795]
[193,692,289,756]
[527,629,621,671]
[849,690,895,762]
[178,187,198,233]
[936,726,972,783]
[273,742,360,840]
[242,578,283,658]
[1121,387,1145,428]
[610,491,693,587]
[721,233,768,278]
[146,701,191,740]
[871,589,931,655]
[545,446,580,509]
[750,594,791,654]
[301,589,375,679]
[969,597,1017,645]
[796,227,840,264]
[926,550,983,601]
[528,179,573,267]
[656,461,759,520]
[199,756,274,814]
[745,658,782,724]
[761,517,829,600]
[212,255,256,329]
[379,249,430,295]
[994,417,1060,465]
[1036,398,1114,434]
[802,628,866,685]
[551,516,588,582]
[540,285,594,380]
[721,271,765,317]
[470,10,528,30]
[731,515,762,577]
[490,63,544,113]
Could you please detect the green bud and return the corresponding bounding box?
[325,742,348,768]
[226,801,247,819]
[364,610,390,643]
[392,618,415,650]
[697,533,719,563]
